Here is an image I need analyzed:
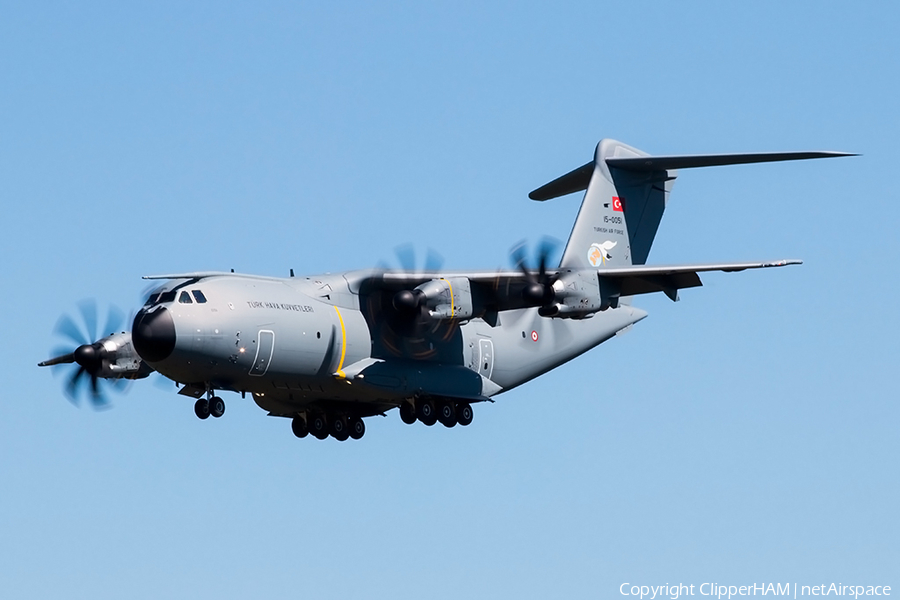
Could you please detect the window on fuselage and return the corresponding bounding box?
[192,290,207,303]
[179,291,193,304]
[158,290,177,304]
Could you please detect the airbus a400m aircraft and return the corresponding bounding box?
[40,139,851,441]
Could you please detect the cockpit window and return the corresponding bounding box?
[179,291,193,304]
[192,290,207,304]
[144,289,179,306]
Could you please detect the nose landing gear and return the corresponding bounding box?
[194,398,210,419]
[209,396,225,418]
[194,390,225,421]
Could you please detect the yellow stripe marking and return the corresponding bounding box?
[334,306,347,378]
[441,278,455,317]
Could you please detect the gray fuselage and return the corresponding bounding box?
[135,271,646,417]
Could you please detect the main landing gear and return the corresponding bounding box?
[291,413,366,441]
[400,399,473,428]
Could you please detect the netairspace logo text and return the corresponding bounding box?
[619,583,892,600]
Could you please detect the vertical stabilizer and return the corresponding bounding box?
[529,140,851,270]
[556,139,675,268]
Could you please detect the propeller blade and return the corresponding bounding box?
[78,299,98,342]
[66,366,86,405]
[103,306,125,336]
[510,240,526,268]
[393,243,444,273]
[510,241,535,282]
[424,248,444,272]
[510,238,561,307]
[55,313,88,347]
[394,244,416,272]
[88,374,109,409]
[538,237,559,264]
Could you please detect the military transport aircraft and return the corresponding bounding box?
[39,139,852,441]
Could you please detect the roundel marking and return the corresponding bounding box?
[531,330,539,342]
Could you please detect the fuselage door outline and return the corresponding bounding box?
[249,329,275,376]
[478,338,494,380]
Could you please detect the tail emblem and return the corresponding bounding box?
[588,241,617,267]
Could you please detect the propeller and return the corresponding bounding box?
[367,245,454,358]
[510,238,560,312]
[391,244,447,331]
[39,300,126,409]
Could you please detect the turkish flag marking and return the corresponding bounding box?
[612,196,623,212]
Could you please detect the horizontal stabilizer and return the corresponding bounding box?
[607,151,856,172]
[529,151,855,201]
[529,162,594,201]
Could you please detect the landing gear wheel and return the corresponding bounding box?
[330,415,349,441]
[348,417,365,440]
[209,396,225,418]
[437,400,457,428]
[400,402,417,425]
[194,399,210,420]
[416,399,437,426]
[291,415,309,438]
[309,414,329,440]
[399,402,417,425]
[456,402,473,426]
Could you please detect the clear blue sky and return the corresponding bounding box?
[1,2,897,598]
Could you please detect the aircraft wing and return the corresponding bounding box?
[589,259,801,300]
[375,259,800,308]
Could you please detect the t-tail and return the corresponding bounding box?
[529,139,855,270]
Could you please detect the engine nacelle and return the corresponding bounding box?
[414,277,474,320]
[99,332,153,379]
[541,270,604,318]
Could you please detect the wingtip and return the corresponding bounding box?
[767,259,803,267]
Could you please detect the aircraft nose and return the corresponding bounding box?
[132,306,176,362]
